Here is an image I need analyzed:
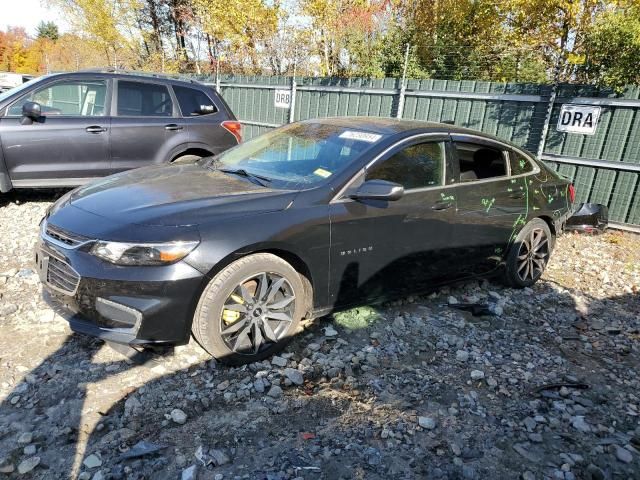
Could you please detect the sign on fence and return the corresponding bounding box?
[274,89,291,109]
[557,104,601,135]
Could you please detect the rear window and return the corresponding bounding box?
[174,86,217,116]
[117,81,173,117]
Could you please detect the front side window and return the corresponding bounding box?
[366,142,445,189]
[117,81,173,117]
[454,142,507,182]
[173,86,216,116]
[7,80,107,116]
[510,150,535,175]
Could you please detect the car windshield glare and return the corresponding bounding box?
[210,122,384,189]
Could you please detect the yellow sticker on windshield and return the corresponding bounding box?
[314,168,332,178]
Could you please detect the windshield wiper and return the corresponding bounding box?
[218,168,272,187]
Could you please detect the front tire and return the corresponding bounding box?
[192,253,307,365]
[503,218,553,288]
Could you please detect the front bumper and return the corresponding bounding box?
[36,235,206,345]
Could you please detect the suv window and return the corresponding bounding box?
[366,141,445,189]
[117,81,173,117]
[7,80,107,116]
[510,150,534,175]
[174,86,216,116]
[453,142,507,182]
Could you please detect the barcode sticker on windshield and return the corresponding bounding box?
[339,131,382,143]
[314,168,332,178]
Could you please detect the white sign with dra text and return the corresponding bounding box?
[557,104,601,135]
[274,89,291,109]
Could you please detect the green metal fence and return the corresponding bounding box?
[203,74,640,228]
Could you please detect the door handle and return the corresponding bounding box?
[431,201,454,211]
[165,124,183,131]
[509,192,526,199]
[86,126,106,133]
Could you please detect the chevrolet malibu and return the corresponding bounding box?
[37,117,574,364]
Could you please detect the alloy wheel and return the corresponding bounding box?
[516,227,549,282]
[220,272,296,355]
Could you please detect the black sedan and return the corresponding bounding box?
[37,117,574,364]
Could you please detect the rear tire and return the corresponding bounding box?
[503,218,553,288]
[192,253,308,365]
[171,154,202,165]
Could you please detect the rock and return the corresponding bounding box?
[83,454,102,469]
[615,446,633,464]
[0,304,18,317]
[17,457,40,474]
[210,448,230,466]
[324,325,338,337]
[284,367,304,386]
[470,370,485,380]
[585,464,605,480]
[92,471,104,480]
[418,416,437,430]
[254,378,266,393]
[17,432,33,444]
[267,385,283,398]
[456,350,469,362]
[448,296,459,304]
[181,465,197,480]
[570,416,591,433]
[170,408,188,425]
[522,471,535,480]
[392,316,405,330]
[217,380,230,390]
[271,356,288,367]
[23,444,36,455]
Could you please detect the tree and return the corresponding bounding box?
[36,21,60,41]
[580,6,640,89]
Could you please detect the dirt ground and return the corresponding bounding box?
[0,190,639,480]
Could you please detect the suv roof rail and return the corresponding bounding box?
[74,67,202,84]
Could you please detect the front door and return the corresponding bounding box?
[328,136,457,307]
[0,78,111,185]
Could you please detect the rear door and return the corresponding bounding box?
[329,134,458,307]
[110,79,189,172]
[447,134,529,277]
[0,77,111,185]
[172,84,237,154]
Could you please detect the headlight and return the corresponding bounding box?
[90,240,199,266]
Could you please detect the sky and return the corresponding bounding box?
[0,0,68,35]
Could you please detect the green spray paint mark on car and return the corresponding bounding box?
[481,197,496,212]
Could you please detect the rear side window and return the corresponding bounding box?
[173,86,217,116]
[117,81,173,117]
[453,142,507,182]
[510,150,535,175]
[7,80,107,116]
[366,142,445,189]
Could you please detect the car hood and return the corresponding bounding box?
[66,164,297,227]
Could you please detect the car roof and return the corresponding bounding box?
[44,70,208,89]
[304,116,513,145]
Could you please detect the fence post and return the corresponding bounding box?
[289,77,297,123]
[396,44,410,119]
[536,62,561,160]
[215,59,221,94]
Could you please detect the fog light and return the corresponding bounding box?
[96,297,142,330]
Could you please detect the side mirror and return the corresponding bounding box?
[22,101,42,120]
[196,104,215,115]
[349,179,404,202]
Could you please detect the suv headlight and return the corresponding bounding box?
[90,240,199,266]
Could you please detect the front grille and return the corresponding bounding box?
[45,223,89,247]
[40,245,80,295]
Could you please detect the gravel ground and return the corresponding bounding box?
[0,190,639,480]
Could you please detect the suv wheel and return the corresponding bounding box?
[192,253,308,365]
[503,218,553,288]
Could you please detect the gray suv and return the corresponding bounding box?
[0,70,240,192]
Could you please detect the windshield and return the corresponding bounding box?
[209,122,385,189]
[0,76,43,104]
